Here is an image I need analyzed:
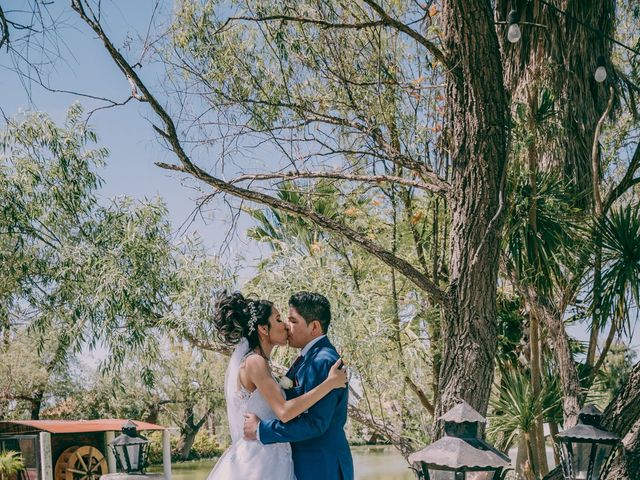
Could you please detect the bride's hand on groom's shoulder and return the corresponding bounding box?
[243,413,260,441]
[327,358,348,389]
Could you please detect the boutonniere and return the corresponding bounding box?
[278,375,294,389]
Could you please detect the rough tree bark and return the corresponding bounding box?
[435,0,509,430]
[498,0,615,199]
[601,361,640,479]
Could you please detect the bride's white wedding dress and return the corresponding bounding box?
[206,339,296,480]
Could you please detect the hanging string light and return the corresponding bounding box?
[594,56,607,83]
[505,0,640,82]
[507,9,521,43]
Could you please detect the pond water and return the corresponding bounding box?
[150,445,414,480]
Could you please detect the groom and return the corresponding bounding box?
[243,291,353,480]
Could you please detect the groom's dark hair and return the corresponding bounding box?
[289,291,331,333]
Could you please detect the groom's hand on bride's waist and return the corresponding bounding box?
[243,413,260,441]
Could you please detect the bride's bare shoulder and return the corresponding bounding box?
[243,352,269,372]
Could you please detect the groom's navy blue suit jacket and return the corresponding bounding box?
[258,336,354,480]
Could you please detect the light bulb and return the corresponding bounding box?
[507,9,521,44]
[508,24,522,43]
[594,56,607,83]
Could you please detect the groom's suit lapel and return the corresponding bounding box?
[285,355,305,383]
[295,336,332,386]
[285,336,333,387]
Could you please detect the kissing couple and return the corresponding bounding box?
[206,291,354,480]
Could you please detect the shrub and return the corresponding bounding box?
[147,431,225,464]
[0,451,25,480]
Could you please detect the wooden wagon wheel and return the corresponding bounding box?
[54,445,108,480]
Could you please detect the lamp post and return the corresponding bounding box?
[108,420,151,475]
[555,405,619,480]
[409,401,511,480]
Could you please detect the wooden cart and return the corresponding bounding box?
[0,419,172,480]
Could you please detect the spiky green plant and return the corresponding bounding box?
[0,451,24,480]
[488,365,560,451]
[247,180,342,255]
[503,169,585,295]
[594,203,640,335]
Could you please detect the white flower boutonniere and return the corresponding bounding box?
[278,375,294,389]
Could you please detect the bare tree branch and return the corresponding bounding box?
[604,141,640,212]
[348,403,415,459]
[229,170,449,195]
[404,374,434,414]
[361,0,447,66]
[165,48,447,186]
[220,14,385,32]
[162,162,448,305]
[0,4,9,50]
[592,87,615,216]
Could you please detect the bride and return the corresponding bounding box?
[207,292,347,480]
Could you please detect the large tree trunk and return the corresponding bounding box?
[30,391,43,420]
[602,361,640,479]
[435,0,509,429]
[498,0,615,200]
[605,418,640,480]
[176,404,210,461]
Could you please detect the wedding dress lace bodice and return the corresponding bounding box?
[240,384,280,421]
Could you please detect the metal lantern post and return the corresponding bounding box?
[108,420,151,475]
[409,401,511,480]
[555,405,619,480]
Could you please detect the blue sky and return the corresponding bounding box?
[1,2,636,358]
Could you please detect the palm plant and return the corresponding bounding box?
[488,366,541,452]
[247,180,342,255]
[488,365,561,449]
[594,203,640,335]
[579,202,640,381]
[503,169,584,294]
[0,451,24,480]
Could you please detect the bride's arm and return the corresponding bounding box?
[245,355,346,423]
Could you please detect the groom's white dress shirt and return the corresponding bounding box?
[256,334,327,442]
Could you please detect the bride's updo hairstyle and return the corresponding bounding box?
[214,291,274,351]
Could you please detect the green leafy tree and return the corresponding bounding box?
[0,328,78,420]
[49,343,227,461]
[0,107,176,372]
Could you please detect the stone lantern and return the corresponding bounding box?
[409,401,511,480]
[555,405,619,480]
